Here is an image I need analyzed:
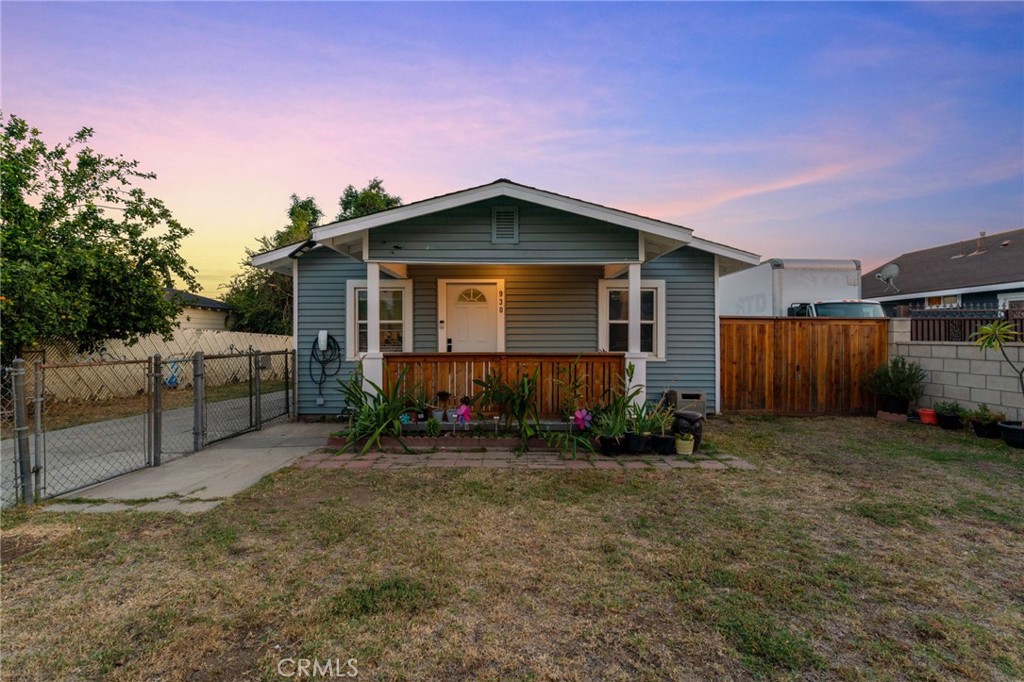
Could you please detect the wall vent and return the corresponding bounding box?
[492,206,519,244]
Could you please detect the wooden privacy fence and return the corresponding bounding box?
[384,353,625,419]
[721,317,889,415]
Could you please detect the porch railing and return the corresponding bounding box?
[383,353,626,419]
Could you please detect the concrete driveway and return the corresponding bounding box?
[43,421,337,514]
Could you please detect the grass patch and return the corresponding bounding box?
[711,592,824,677]
[328,576,436,619]
[2,416,1022,680]
[850,499,933,528]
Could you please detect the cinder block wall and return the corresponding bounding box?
[889,318,1023,420]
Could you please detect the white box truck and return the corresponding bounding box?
[719,258,885,318]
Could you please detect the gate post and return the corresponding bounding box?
[193,352,205,452]
[284,350,292,419]
[152,354,162,466]
[33,360,44,499]
[254,351,263,430]
[11,359,33,504]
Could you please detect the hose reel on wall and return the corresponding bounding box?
[309,330,341,406]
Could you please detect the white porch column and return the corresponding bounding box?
[625,263,647,405]
[363,262,384,392]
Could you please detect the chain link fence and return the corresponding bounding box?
[2,349,295,507]
[1,365,19,508]
[38,359,153,499]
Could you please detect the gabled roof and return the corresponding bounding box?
[252,179,759,272]
[165,288,234,311]
[313,179,695,243]
[862,228,1024,300]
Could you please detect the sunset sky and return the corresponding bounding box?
[4,2,1022,295]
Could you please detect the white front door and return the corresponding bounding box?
[440,281,503,352]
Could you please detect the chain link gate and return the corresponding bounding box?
[2,350,295,507]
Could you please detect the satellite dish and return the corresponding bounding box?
[875,263,900,293]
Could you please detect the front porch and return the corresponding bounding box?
[384,352,626,420]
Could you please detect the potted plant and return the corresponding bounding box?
[625,402,654,454]
[863,356,927,415]
[964,403,1006,439]
[594,409,627,456]
[434,390,451,422]
[675,432,695,456]
[593,363,644,456]
[649,407,677,455]
[932,401,964,430]
[972,320,1024,449]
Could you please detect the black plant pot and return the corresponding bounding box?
[598,436,622,456]
[624,432,647,454]
[880,395,910,415]
[999,421,1024,449]
[970,420,1003,439]
[936,412,962,430]
[651,435,677,455]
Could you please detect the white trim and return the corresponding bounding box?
[361,230,369,261]
[291,259,299,352]
[313,181,697,245]
[924,293,962,309]
[688,236,760,264]
[713,254,721,415]
[998,291,1024,307]
[251,241,322,274]
[365,258,643,265]
[638,234,646,263]
[598,279,667,362]
[628,264,641,354]
[872,280,1024,302]
[345,278,413,361]
[437,279,506,352]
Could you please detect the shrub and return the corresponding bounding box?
[863,356,927,403]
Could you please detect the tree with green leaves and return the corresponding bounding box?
[0,113,198,363]
[972,319,1024,399]
[336,177,402,222]
[223,179,402,334]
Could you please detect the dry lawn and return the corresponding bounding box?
[2,416,1022,681]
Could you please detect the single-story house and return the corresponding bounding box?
[165,289,234,330]
[253,180,759,418]
[862,228,1024,314]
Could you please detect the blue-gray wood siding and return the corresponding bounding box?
[642,248,718,413]
[295,249,365,415]
[408,265,600,352]
[292,246,718,415]
[368,199,639,263]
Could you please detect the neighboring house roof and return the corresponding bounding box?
[252,179,759,273]
[862,228,1024,301]
[164,288,234,312]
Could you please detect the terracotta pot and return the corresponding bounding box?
[917,408,938,425]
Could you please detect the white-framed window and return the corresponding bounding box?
[345,279,413,359]
[598,279,666,361]
[925,294,960,309]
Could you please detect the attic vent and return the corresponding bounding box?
[492,206,519,244]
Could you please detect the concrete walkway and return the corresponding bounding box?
[44,421,336,514]
[296,449,757,471]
